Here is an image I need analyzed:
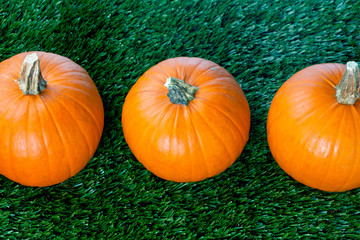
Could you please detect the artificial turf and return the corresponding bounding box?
[0,0,360,238]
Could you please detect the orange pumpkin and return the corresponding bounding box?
[122,57,250,182]
[267,61,360,192]
[0,51,104,187]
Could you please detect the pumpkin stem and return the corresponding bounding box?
[335,61,360,105]
[18,53,47,95]
[164,77,199,106]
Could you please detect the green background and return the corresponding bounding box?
[1,0,360,238]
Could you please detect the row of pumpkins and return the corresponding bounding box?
[0,51,358,192]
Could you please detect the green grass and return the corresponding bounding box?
[1,0,360,238]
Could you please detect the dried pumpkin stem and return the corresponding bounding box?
[335,61,360,105]
[164,77,199,106]
[18,53,47,95]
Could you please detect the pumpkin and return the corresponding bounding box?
[267,61,360,192]
[122,57,250,182]
[0,51,104,187]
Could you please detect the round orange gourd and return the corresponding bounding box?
[0,51,104,187]
[267,61,360,192]
[122,57,250,182]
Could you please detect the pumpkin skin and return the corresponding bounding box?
[122,57,250,182]
[0,51,104,187]
[267,62,360,192]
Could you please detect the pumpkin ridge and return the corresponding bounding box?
[47,71,91,83]
[153,63,183,84]
[6,54,22,71]
[191,101,233,171]
[124,80,168,101]
[304,67,337,88]
[153,65,171,82]
[136,102,173,170]
[299,100,339,125]
[44,59,69,72]
[1,95,31,181]
[46,92,92,159]
[7,118,17,182]
[145,98,172,122]
[183,59,214,84]
[0,94,24,118]
[196,92,245,105]
[154,58,218,85]
[0,72,18,86]
[33,96,52,184]
[25,97,30,173]
[38,94,74,176]
[37,53,65,70]
[295,102,339,146]
[279,102,339,177]
[315,64,344,86]
[122,95,169,120]
[195,97,248,145]
[190,62,223,85]
[176,57,192,81]
[276,82,335,97]
[172,57,190,80]
[149,102,174,130]
[48,88,103,137]
[42,59,81,78]
[131,89,167,97]
[337,107,360,191]
[50,84,98,97]
[312,106,346,190]
[194,77,241,90]
[168,104,180,176]
[185,105,209,179]
[273,90,337,126]
[317,75,337,89]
